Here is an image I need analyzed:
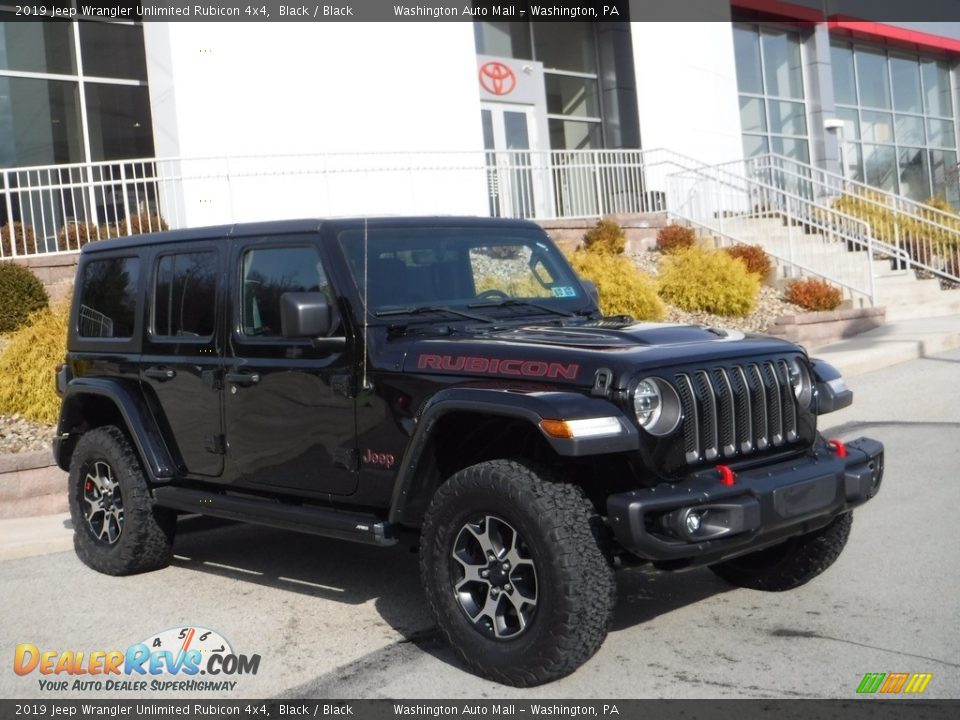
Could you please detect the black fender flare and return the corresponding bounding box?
[54,377,175,483]
[387,386,639,525]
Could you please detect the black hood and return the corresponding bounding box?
[386,320,803,389]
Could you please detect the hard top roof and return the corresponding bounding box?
[80,216,544,254]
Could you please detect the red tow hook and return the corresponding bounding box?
[715,464,736,486]
[828,439,847,459]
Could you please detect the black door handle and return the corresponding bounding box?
[225,371,260,387]
[144,366,176,381]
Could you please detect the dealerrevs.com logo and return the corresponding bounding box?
[13,626,260,693]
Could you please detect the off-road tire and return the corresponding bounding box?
[419,459,616,687]
[69,426,175,575]
[709,512,853,591]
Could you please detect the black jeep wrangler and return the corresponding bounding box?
[54,217,883,686]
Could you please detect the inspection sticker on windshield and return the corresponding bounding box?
[552,286,577,298]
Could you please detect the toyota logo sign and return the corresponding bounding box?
[479,62,517,96]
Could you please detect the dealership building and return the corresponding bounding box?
[2,2,960,270]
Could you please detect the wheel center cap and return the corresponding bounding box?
[487,562,509,587]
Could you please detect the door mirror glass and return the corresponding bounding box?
[280,292,332,338]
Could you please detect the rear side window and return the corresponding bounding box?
[78,257,140,338]
[153,251,217,338]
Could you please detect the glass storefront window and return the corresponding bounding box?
[534,23,596,73]
[84,84,155,161]
[831,44,856,106]
[832,41,958,202]
[856,48,891,109]
[545,74,600,118]
[771,136,809,163]
[891,55,923,114]
[769,100,807,136]
[922,60,953,118]
[864,144,897,191]
[930,149,960,205]
[0,15,75,74]
[861,110,893,144]
[474,21,532,60]
[734,24,810,162]
[0,76,83,167]
[895,114,925,147]
[837,106,860,139]
[762,29,804,100]
[79,22,147,81]
[927,118,955,149]
[739,97,766,133]
[898,147,930,200]
[734,26,763,95]
[549,119,601,150]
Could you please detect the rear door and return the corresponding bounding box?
[222,234,358,497]
[141,243,224,477]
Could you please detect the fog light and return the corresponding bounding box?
[685,511,702,534]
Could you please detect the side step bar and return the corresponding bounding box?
[153,487,399,546]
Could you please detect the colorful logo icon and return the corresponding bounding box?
[856,672,932,694]
[479,62,516,96]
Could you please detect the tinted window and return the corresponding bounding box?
[241,246,328,338]
[78,257,139,338]
[153,251,217,338]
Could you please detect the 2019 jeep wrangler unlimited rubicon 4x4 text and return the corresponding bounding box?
[54,217,883,686]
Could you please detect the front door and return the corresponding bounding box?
[223,237,357,497]
[481,103,546,218]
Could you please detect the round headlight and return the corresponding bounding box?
[633,377,682,437]
[787,357,814,409]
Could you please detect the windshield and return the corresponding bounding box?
[337,227,592,319]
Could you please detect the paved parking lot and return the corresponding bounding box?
[2,349,958,700]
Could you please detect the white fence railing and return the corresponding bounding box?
[0,151,673,259]
[6,148,954,305]
[738,154,960,288]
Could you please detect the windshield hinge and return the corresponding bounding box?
[592,368,615,398]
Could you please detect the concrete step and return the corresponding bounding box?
[884,294,960,321]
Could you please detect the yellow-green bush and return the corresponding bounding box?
[658,248,760,317]
[0,260,49,333]
[568,251,664,321]
[582,217,626,255]
[0,302,68,423]
[474,273,550,298]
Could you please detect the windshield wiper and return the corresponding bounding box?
[375,305,492,322]
[467,298,575,318]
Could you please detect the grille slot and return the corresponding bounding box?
[675,360,802,465]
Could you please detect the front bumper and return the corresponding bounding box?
[606,437,883,565]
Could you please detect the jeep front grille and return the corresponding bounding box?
[675,361,798,464]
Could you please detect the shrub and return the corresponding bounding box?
[655,224,696,254]
[583,217,626,255]
[474,273,550,298]
[567,250,664,321]
[0,222,38,257]
[723,243,772,279]
[0,261,49,333]
[57,222,101,251]
[99,212,170,238]
[925,196,955,213]
[786,277,843,312]
[0,301,68,423]
[658,247,760,317]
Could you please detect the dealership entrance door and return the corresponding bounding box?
[481,103,549,218]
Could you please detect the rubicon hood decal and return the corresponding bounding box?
[417,353,580,380]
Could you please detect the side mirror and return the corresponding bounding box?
[581,279,600,308]
[280,292,333,338]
